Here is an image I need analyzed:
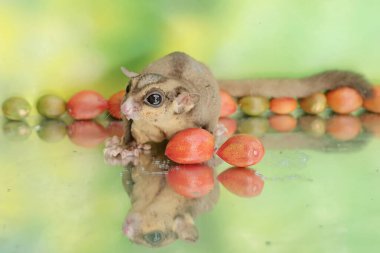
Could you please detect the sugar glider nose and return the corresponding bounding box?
[121,98,139,120]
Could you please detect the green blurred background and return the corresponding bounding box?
[1,1,380,252]
[1,0,380,109]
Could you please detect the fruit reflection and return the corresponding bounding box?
[167,164,214,198]
[299,116,326,137]
[3,120,32,141]
[67,120,108,148]
[269,115,297,132]
[360,113,380,137]
[218,117,237,137]
[36,119,67,143]
[327,115,362,141]
[218,167,264,198]
[238,117,269,137]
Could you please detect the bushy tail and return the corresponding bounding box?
[218,70,372,98]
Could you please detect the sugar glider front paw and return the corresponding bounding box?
[103,136,151,166]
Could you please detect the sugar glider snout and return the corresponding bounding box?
[121,97,140,120]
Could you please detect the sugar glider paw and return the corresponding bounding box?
[103,136,151,166]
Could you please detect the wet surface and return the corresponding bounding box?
[1,115,380,252]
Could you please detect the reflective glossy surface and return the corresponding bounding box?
[1,115,380,252]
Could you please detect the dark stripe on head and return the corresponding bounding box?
[132,73,167,93]
[169,54,186,78]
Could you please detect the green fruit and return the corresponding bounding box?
[2,97,31,120]
[3,121,32,141]
[36,119,67,143]
[37,94,66,119]
[239,96,269,116]
[238,117,269,137]
[299,93,327,114]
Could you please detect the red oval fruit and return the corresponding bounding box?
[218,117,237,137]
[326,87,363,114]
[167,164,214,198]
[269,115,297,132]
[67,121,108,148]
[67,90,108,120]
[220,90,237,117]
[165,128,215,164]
[216,134,265,167]
[270,97,297,114]
[108,90,126,119]
[217,167,264,198]
[363,86,380,113]
[326,115,362,141]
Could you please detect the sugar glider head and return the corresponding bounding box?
[120,67,200,123]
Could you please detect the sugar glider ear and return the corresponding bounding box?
[173,92,200,114]
[121,66,140,79]
[173,214,199,242]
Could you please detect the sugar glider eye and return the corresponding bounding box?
[144,91,164,107]
[144,231,165,245]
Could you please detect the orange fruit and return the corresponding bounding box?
[67,90,108,120]
[363,86,380,113]
[220,90,237,117]
[326,87,363,114]
[216,134,265,167]
[270,97,297,114]
[165,128,215,164]
[108,90,126,119]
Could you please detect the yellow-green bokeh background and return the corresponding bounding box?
[1,1,380,252]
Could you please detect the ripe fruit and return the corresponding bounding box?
[218,117,237,137]
[167,164,214,198]
[165,128,215,164]
[67,121,108,148]
[220,90,237,117]
[327,115,362,141]
[216,134,265,167]
[269,115,297,132]
[108,90,126,119]
[36,94,66,119]
[299,93,327,114]
[67,90,108,120]
[270,97,297,114]
[218,167,264,198]
[2,97,31,120]
[239,96,269,116]
[326,87,363,114]
[363,86,380,113]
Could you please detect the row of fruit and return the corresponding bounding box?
[220,86,380,117]
[2,85,380,122]
[1,90,125,121]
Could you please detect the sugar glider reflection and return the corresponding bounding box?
[121,143,219,247]
[120,51,372,145]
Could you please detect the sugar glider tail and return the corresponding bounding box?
[218,70,372,98]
